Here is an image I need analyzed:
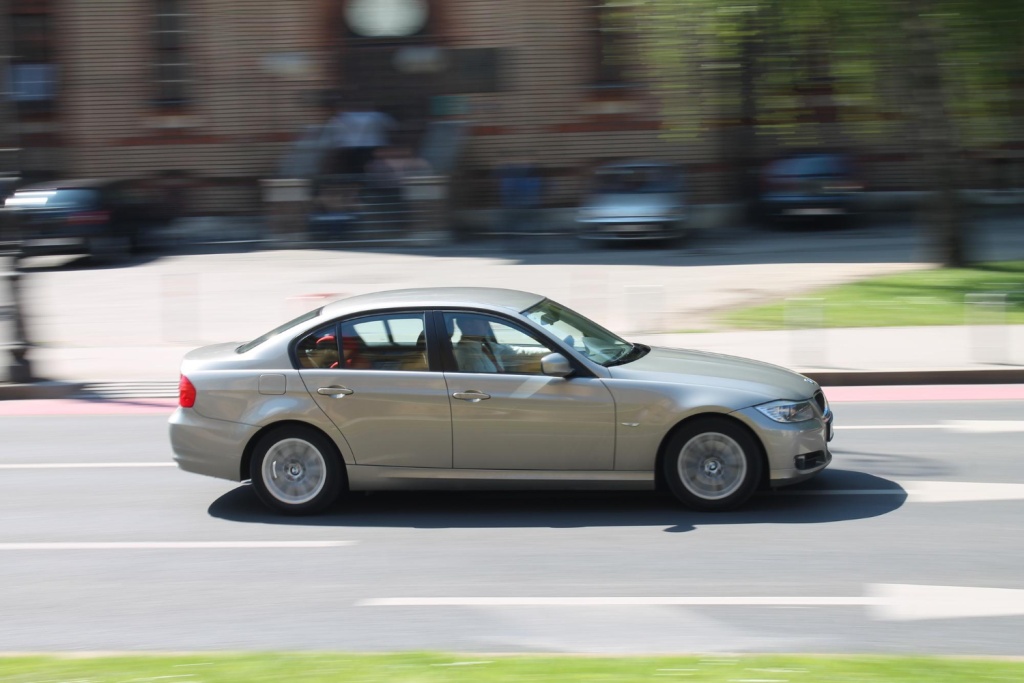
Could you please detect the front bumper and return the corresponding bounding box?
[577,218,686,241]
[169,407,259,482]
[733,405,832,486]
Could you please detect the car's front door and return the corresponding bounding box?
[440,311,615,471]
[297,311,452,468]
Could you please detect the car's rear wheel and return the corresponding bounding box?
[88,234,131,264]
[663,416,763,511]
[250,425,344,515]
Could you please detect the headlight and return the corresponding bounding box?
[755,399,816,423]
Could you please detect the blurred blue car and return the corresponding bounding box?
[759,153,863,227]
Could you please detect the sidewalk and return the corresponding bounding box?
[2,246,1023,399]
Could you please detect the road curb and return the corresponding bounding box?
[804,369,1024,386]
[0,380,85,401]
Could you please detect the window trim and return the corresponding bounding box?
[433,308,595,377]
[291,309,436,373]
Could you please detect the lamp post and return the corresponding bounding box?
[0,0,32,384]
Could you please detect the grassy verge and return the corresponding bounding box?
[722,261,1024,330]
[1,653,1023,682]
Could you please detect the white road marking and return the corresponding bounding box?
[842,420,1024,432]
[841,425,939,430]
[869,583,1024,621]
[0,462,175,469]
[0,541,356,550]
[782,480,1024,503]
[358,597,881,607]
[945,420,1024,433]
[361,584,1024,622]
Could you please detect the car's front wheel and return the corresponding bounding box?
[250,425,344,515]
[663,416,763,511]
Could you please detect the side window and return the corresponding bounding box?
[339,313,429,371]
[296,324,340,369]
[444,313,553,375]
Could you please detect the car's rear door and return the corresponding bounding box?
[297,311,452,468]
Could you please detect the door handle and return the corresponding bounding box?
[317,385,354,396]
[452,390,491,401]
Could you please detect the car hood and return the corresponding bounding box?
[607,346,817,403]
[580,193,682,214]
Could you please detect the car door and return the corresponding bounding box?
[439,311,615,471]
[297,311,452,468]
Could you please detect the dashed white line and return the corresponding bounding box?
[357,596,880,607]
[0,462,175,469]
[0,541,356,551]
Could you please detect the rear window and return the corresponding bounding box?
[4,188,99,209]
[237,307,323,354]
[771,156,848,178]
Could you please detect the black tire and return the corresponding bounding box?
[662,416,763,511]
[249,425,345,515]
[88,234,131,264]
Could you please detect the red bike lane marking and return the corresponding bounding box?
[824,384,1024,402]
[0,399,178,416]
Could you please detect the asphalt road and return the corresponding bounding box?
[1,396,1023,655]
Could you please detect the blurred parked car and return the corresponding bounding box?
[576,161,688,245]
[759,152,863,227]
[170,287,833,516]
[1,178,163,261]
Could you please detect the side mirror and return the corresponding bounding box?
[540,352,572,378]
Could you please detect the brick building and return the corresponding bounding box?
[5,0,740,216]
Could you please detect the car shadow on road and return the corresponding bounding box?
[207,469,905,533]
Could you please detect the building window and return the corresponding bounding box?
[591,1,636,86]
[9,3,57,110]
[153,0,189,106]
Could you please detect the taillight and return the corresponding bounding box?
[67,210,110,225]
[179,375,196,408]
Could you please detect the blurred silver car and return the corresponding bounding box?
[576,161,688,244]
[170,287,832,515]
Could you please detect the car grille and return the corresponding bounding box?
[813,390,827,413]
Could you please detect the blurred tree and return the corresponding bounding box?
[629,0,1024,265]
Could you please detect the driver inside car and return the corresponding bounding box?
[451,315,545,374]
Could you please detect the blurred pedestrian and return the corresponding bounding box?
[337,102,398,176]
[496,156,543,251]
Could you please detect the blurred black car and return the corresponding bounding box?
[2,178,162,261]
[758,153,863,227]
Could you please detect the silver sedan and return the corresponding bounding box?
[169,287,833,514]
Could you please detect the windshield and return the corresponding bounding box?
[523,299,633,366]
[236,307,323,354]
[593,166,681,194]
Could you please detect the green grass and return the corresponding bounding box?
[722,261,1024,330]
[1,653,1023,683]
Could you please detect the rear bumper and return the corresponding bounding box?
[169,407,258,482]
[21,236,88,256]
[761,196,858,220]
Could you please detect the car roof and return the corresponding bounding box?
[321,287,546,318]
